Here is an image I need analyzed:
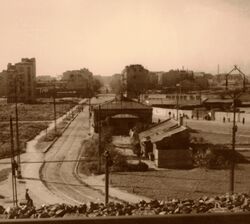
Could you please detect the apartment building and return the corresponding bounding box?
[7,58,36,103]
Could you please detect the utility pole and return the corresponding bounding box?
[226,65,246,194]
[104,150,113,205]
[104,150,110,205]
[14,76,22,179]
[176,83,181,121]
[10,116,18,206]
[230,94,237,194]
[88,77,91,135]
[53,84,57,133]
[98,104,102,173]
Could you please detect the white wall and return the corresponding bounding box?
[153,107,249,124]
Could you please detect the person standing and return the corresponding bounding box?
[25,189,34,207]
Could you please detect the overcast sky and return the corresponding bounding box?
[0,0,250,76]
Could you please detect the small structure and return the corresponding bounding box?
[139,119,192,168]
[93,95,152,135]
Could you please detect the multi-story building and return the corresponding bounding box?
[62,68,93,91]
[0,70,7,97]
[122,64,149,99]
[161,69,194,87]
[7,58,36,103]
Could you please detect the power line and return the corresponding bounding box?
[0,158,101,165]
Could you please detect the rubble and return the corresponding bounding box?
[2,193,250,219]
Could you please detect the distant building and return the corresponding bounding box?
[212,73,247,90]
[36,75,56,82]
[154,71,165,86]
[161,69,194,87]
[148,72,158,89]
[0,70,7,97]
[7,58,36,103]
[122,64,149,99]
[62,68,93,89]
[110,74,122,94]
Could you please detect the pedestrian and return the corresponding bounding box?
[25,189,34,207]
[143,136,153,160]
[223,117,226,123]
[243,117,245,125]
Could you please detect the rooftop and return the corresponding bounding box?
[94,96,152,110]
[139,119,187,143]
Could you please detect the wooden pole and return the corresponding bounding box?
[230,94,237,194]
[53,84,57,133]
[14,77,22,179]
[10,116,18,206]
[104,151,109,205]
[98,104,102,173]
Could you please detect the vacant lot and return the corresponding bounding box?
[0,102,76,121]
[0,101,78,158]
[0,122,49,158]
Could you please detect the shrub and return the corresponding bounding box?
[192,146,232,169]
[127,162,149,172]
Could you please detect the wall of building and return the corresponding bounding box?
[62,68,93,90]
[153,106,250,124]
[0,70,7,97]
[123,64,149,98]
[154,148,193,168]
[7,58,36,103]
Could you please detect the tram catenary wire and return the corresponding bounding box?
[0,158,100,165]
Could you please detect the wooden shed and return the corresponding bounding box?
[139,119,192,168]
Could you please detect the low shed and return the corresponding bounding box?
[139,119,192,168]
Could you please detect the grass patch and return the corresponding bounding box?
[0,168,11,182]
[78,135,148,175]
[111,164,250,200]
[36,120,70,150]
[0,122,49,159]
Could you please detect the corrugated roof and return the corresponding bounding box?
[139,119,187,143]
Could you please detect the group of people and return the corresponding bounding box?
[129,128,154,160]
[223,116,245,124]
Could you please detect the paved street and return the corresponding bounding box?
[41,107,105,204]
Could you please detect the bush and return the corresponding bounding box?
[127,162,149,172]
[110,152,129,172]
[192,146,233,169]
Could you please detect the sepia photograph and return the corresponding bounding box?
[0,0,250,223]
